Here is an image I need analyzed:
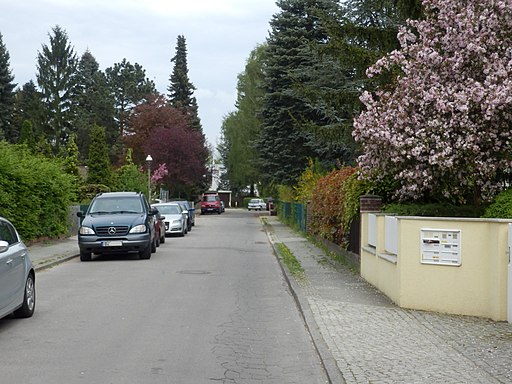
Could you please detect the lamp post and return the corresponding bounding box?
[145,155,153,202]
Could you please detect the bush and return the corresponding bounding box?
[482,189,512,219]
[0,142,76,241]
[384,202,484,218]
[309,167,357,246]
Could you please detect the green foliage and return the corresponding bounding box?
[341,172,371,232]
[168,35,202,131]
[275,242,304,278]
[294,158,328,203]
[78,183,111,203]
[0,141,75,241]
[277,184,296,203]
[309,166,358,246]
[384,203,484,218]
[114,149,147,194]
[86,125,112,186]
[482,189,512,219]
[0,32,16,142]
[36,25,79,155]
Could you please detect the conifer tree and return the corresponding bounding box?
[0,32,16,141]
[167,35,202,131]
[12,81,45,147]
[36,25,79,155]
[75,50,115,162]
[86,125,112,187]
[257,0,345,186]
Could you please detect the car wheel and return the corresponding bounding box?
[13,274,35,318]
[140,244,151,259]
[80,251,92,261]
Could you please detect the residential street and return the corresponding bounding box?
[0,210,328,384]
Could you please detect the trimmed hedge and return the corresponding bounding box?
[383,202,485,218]
[0,142,76,241]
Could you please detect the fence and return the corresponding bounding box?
[278,200,361,257]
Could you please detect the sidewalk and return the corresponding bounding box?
[263,216,512,384]
[28,235,79,271]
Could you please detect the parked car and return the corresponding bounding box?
[169,200,194,230]
[201,192,222,214]
[248,198,266,211]
[0,216,36,319]
[152,206,166,246]
[77,192,158,261]
[152,203,187,237]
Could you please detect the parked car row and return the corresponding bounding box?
[76,192,197,262]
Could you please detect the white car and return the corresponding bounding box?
[248,198,266,211]
[0,216,36,319]
[152,203,188,237]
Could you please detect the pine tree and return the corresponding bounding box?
[86,125,112,187]
[36,25,79,155]
[12,81,45,147]
[167,35,202,131]
[0,32,16,141]
[75,50,116,162]
[257,0,345,187]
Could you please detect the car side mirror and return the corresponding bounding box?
[77,211,84,218]
[0,240,9,253]
[160,216,165,220]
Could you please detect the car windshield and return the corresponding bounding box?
[90,198,143,214]
[204,195,218,202]
[250,199,260,204]
[155,205,181,215]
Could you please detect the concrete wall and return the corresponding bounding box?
[360,213,512,321]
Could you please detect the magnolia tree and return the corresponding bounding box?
[353,0,512,204]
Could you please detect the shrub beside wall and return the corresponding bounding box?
[0,142,76,241]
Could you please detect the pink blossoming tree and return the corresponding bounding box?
[353,0,512,204]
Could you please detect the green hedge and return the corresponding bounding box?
[0,142,76,241]
[383,202,485,218]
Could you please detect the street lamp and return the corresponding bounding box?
[145,155,153,202]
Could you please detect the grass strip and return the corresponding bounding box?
[275,242,305,279]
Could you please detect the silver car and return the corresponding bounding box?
[152,203,187,237]
[0,216,36,319]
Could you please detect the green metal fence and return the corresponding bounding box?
[279,202,306,232]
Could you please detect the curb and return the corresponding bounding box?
[262,218,346,384]
[34,253,79,271]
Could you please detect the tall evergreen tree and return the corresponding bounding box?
[12,81,45,147]
[167,35,202,131]
[0,32,16,141]
[75,50,116,162]
[257,0,345,187]
[36,25,79,155]
[105,58,156,138]
[86,124,112,187]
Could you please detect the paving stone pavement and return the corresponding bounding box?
[264,216,512,384]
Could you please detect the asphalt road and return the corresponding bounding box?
[0,209,328,384]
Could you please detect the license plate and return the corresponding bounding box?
[102,240,122,247]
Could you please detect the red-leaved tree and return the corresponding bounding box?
[125,95,209,198]
[353,0,512,204]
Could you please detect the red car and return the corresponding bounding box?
[200,192,222,214]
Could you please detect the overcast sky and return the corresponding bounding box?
[0,0,280,149]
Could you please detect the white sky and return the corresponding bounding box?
[0,0,280,149]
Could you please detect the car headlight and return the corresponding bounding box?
[129,224,147,233]
[172,220,181,225]
[79,226,95,235]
